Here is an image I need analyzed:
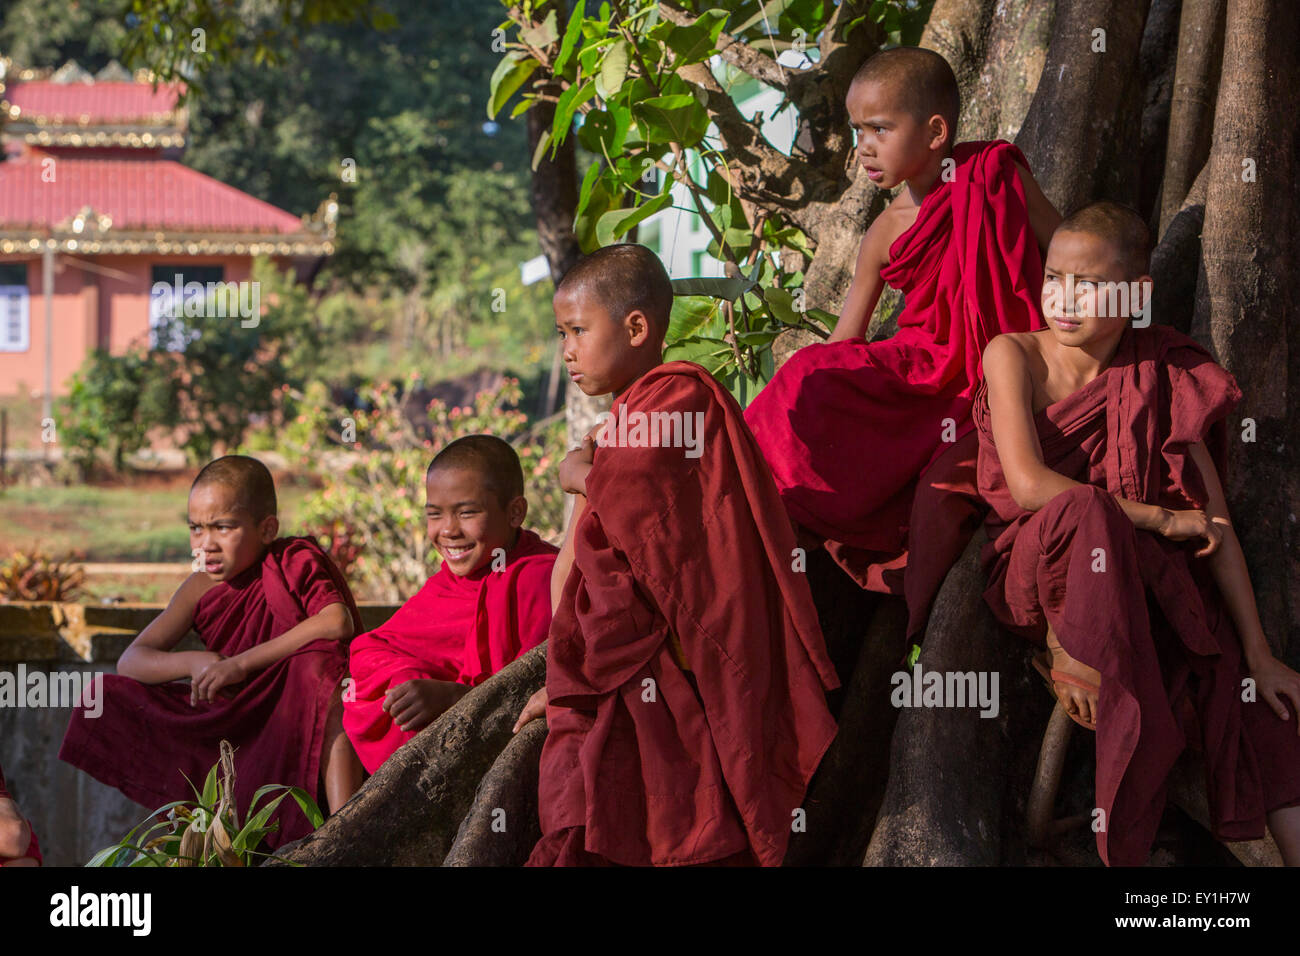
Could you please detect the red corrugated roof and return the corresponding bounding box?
[7,80,184,123]
[0,153,305,233]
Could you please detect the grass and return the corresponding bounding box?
[0,481,313,562]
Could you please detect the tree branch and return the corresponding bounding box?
[657,1,790,91]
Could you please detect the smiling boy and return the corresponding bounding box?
[342,435,556,773]
[976,201,1300,865]
[60,455,364,849]
[742,47,1060,638]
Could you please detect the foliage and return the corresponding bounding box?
[87,740,322,867]
[279,376,564,603]
[0,548,85,602]
[489,0,928,402]
[57,346,181,477]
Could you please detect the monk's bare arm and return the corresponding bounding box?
[551,494,585,610]
[116,573,218,684]
[1014,163,1062,255]
[983,336,1165,530]
[827,209,894,343]
[1186,442,1271,668]
[231,602,354,673]
[0,797,32,859]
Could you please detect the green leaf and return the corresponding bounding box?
[667,295,726,344]
[671,276,757,300]
[597,39,631,99]
[808,307,839,332]
[531,129,553,171]
[577,107,630,155]
[487,52,540,119]
[665,9,730,65]
[907,643,922,667]
[732,0,795,35]
[594,190,673,246]
[200,763,219,809]
[576,162,603,218]
[520,9,559,47]
[552,78,598,142]
[633,94,710,147]
[553,0,586,76]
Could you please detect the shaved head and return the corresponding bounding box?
[555,243,673,340]
[192,455,277,520]
[1057,200,1152,278]
[427,434,524,507]
[851,47,960,142]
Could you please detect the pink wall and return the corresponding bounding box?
[0,253,254,398]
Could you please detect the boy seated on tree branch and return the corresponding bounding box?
[976,200,1300,866]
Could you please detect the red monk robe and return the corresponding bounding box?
[0,763,41,866]
[343,529,556,773]
[59,537,361,850]
[530,361,840,867]
[974,324,1300,865]
[744,139,1044,638]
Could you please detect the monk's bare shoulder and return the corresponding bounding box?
[869,190,920,265]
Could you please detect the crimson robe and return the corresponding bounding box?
[342,529,557,773]
[59,537,361,850]
[529,361,840,867]
[0,763,41,866]
[975,324,1300,865]
[744,140,1043,634]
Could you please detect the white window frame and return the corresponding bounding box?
[0,284,30,352]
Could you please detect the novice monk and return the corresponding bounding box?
[0,762,40,866]
[743,47,1060,639]
[342,435,557,773]
[977,201,1300,866]
[522,243,838,867]
[60,455,363,850]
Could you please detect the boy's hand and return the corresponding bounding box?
[383,678,465,733]
[559,436,595,496]
[512,687,548,733]
[1157,508,1224,557]
[191,654,248,705]
[1249,656,1300,732]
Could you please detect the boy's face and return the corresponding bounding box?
[554,286,651,397]
[187,482,277,582]
[425,466,525,577]
[1042,229,1150,347]
[846,79,944,190]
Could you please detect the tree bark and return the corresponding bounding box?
[1157,0,1225,236]
[442,719,547,866]
[1192,0,1300,663]
[272,645,546,866]
[1015,0,1153,212]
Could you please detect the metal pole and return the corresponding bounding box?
[43,242,54,458]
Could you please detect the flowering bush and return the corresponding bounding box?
[279,375,563,602]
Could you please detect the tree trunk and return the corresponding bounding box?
[272,645,546,866]
[1192,0,1300,663]
[1157,0,1224,235]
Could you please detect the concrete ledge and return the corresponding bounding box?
[0,600,402,664]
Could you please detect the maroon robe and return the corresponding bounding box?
[530,362,839,867]
[975,324,1300,865]
[59,537,360,850]
[744,140,1044,635]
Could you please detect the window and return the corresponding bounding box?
[149,265,224,350]
[0,263,29,353]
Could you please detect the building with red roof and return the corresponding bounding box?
[0,59,336,401]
